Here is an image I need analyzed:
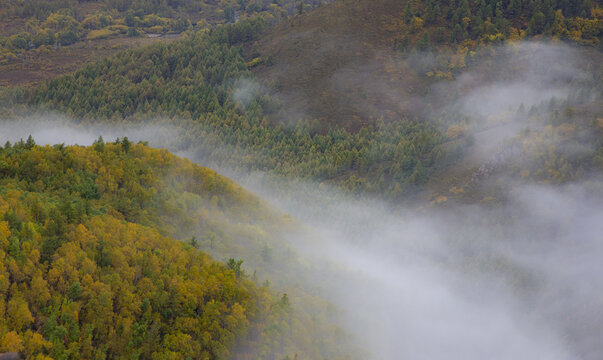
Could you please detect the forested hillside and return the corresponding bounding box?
[1,19,448,198]
[3,4,601,198]
[0,138,351,359]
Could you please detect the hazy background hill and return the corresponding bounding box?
[249,0,601,130]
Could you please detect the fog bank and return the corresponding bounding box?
[264,180,603,360]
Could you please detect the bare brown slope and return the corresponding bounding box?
[0,35,180,88]
[251,0,429,131]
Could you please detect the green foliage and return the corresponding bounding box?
[68,281,82,300]
[416,31,430,50]
[227,258,245,279]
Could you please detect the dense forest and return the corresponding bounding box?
[0,138,353,359]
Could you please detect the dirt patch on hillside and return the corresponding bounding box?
[250,0,429,131]
[0,35,180,88]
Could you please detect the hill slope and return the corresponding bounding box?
[250,0,601,129]
[0,138,350,359]
[3,19,448,198]
[1,1,601,201]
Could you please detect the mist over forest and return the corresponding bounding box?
[1,40,601,359]
[0,0,601,359]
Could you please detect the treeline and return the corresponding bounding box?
[103,0,330,20]
[0,138,350,359]
[3,0,328,23]
[0,0,329,60]
[393,0,601,54]
[6,18,449,199]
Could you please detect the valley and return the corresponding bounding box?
[0,0,601,359]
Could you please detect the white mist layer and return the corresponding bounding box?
[452,42,584,119]
[0,118,180,147]
[232,172,602,360]
[229,42,601,360]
